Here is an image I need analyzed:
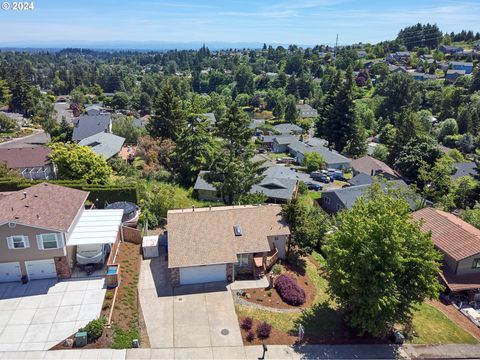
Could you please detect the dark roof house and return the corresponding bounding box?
[72,114,112,141]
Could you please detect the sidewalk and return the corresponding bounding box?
[4,344,480,359]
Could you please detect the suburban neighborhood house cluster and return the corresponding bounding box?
[1,16,480,360]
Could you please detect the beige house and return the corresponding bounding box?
[413,207,480,292]
[0,183,123,282]
[167,205,290,286]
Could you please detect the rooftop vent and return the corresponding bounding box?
[233,224,242,236]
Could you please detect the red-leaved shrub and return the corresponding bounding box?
[274,274,306,306]
[256,322,272,339]
[246,331,255,342]
[241,317,253,330]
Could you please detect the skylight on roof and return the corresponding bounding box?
[233,224,242,236]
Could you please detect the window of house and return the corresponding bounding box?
[473,258,480,269]
[237,254,249,267]
[37,233,61,250]
[7,235,29,249]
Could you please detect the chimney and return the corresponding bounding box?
[23,192,27,199]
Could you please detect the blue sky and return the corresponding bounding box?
[0,0,479,46]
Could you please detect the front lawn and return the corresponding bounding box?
[235,252,478,345]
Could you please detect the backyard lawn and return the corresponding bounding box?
[235,251,478,345]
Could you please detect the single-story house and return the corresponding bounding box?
[305,137,328,147]
[413,207,480,292]
[79,132,126,159]
[0,146,55,180]
[446,69,466,81]
[296,104,318,118]
[274,123,304,135]
[450,61,474,75]
[72,114,112,141]
[167,204,290,285]
[0,183,123,282]
[287,140,351,170]
[194,166,298,204]
[387,52,410,63]
[320,180,414,214]
[389,65,408,73]
[452,162,476,180]
[351,155,400,180]
[411,72,436,81]
[272,135,298,153]
[85,104,106,116]
[439,45,464,54]
[348,173,374,186]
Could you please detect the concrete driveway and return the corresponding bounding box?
[139,251,242,349]
[0,278,105,351]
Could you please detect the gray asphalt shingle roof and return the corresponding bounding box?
[452,162,476,180]
[274,123,304,134]
[72,114,112,141]
[78,132,125,159]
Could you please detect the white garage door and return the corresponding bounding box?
[26,259,57,280]
[179,264,226,285]
[0,262,22,283]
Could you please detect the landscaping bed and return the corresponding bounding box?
[235,252,477,346]
[53,241,149,349]
[241,260,316,310]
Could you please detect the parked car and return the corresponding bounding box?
[311,172,331,183]
[304,181,322,191]
[277,156,295,164]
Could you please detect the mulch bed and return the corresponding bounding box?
[52,241,149,350]
[240,318,298,346]
[242,260,316,310]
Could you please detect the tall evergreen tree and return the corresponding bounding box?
[147,84,186,141]
[284,95,298,123]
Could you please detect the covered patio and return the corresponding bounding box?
[67,209,124,277]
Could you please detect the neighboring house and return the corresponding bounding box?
[451,162,476,180]
[446,69,466,81]
[413,207,480,292]
[200,112,216,126]
[0,183,124,282]
[72,114,112,141]
[167,204,290,286]
[78,132,126,159]
[272,135,298,153]
[357,50,368,58]
[304,137,328,147]
[0,146,55,180]
[85,104,106,116]
[411,72,436,81]
[351,155,400,180]
[450,61,474,74]
[348,173,374,186]
[287,140,351,169]
[194,166,299,203]
[387,52,410,63]
[296,104,318,118]
[259,135,275,150]
[439,45,464,54]
[389,65,408,73]
[320,180,414,214]
[133,115,149,129]
[273,123,304,135]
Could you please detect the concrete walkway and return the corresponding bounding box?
[229,277,269,291]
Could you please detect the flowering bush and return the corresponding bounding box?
[256,322,272,339]
[274,274,306,306]
[241,317,253,330]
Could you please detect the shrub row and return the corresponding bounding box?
[274,274,306,306]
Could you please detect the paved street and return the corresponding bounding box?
[0,130,51,148]
[0,278,105,351]
[138,251,242,349]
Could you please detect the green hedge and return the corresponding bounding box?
[0,178,138,208]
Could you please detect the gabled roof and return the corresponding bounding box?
[72,114,111,141]
[79,132,125,159]
[0,183,88,232]
[349,173,374,186]
[273,135,298,145]
[450,61,473,67]
[413,207,480,261]
[351,156,397,178]
[252,177,297,201]
[287,141,351,166]
[0,146,52,168]
[167,205,290,268]
[274,123,304,134]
